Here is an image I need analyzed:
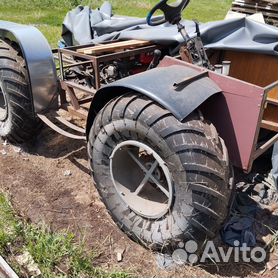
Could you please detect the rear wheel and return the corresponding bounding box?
[88,93,233,251]
[0,39,41,143]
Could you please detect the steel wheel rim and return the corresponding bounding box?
[110,140,173,219]
[0,83,8,121]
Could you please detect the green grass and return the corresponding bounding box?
[0,192,130,278]
[0,0,232,47]
[0,194,20,252]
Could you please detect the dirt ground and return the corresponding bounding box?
[0,125,277,277]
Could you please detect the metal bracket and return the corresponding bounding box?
[173,71,208,88]
[60,81,80,110]
[37,114,86,140]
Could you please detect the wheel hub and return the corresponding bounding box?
[0,83,8,121]
[110,140,173,219]
[145,161,162,181]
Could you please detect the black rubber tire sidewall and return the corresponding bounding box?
[0,40,41,143]
[88,93,232,252]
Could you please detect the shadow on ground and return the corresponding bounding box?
[1,126,277,277]
[26,126,90,175]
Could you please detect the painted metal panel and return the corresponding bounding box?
[86,64,222,136]
[159,56,266,171]
[0,21,58,113]
[91,65,221,121]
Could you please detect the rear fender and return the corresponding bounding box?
[0,20,58,113]
[86,64,221,136]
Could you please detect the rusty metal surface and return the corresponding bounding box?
[63,81,96,95]
[60,81,80,110]
[159,56,266,172]
[58,44,158,90]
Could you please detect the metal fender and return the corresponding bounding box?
[86,64,221,136]
[0,20,58,113]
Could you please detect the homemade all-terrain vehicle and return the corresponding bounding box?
[0,0,277,252]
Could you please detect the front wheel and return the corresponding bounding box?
[0,40,41,143]
[88,93,233,251]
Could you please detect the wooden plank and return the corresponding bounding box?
[222,51,278,88]
[232,1,278,11]
[233,0,278,6]
[262,101,278,131]
[85,40,151,55]
[79,40,149,52]
[261,120,278,131]
[253,133,278,159]
[233,1,278,10]
[231,0,278,25]
[232,0,278,9]
[268,87,278,99]
[266,97,278,105]
[231,6,278,18]
[232,5,278,14]
[77,40,151,55]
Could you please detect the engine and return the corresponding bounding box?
[64,53,154,89]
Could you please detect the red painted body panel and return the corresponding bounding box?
[159,57,266,171]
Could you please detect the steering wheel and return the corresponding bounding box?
[147,0,190,26]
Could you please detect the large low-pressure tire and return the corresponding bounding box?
[88,93,233,251]
[0,39,41,143]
